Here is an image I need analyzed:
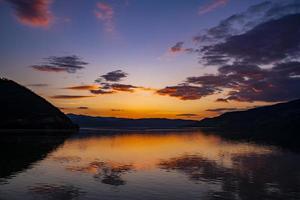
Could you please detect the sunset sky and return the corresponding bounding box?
[1,0,300,119]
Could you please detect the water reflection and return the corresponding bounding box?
[29,183,85,200]
[159,153,300,199]
[0,134,69,179]
[0,130,299,200]
[67,161,134,186]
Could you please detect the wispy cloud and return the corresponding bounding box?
[169,42,185,53]
[6,0,53,27]
[95,2,115,33]
[77,106,89,110]
[168,42,196,55]
[206,107,239,114]
[198,0,229,15]
[111,109,124,112]
[156,85,216,100]
[64,85,99,90]
[90,89,116,95]
[31,55,88,73]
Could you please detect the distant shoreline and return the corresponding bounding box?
[79,127,202,132]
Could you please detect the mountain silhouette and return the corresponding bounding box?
[67,114,196,129]
[196,99,300,143]
[0,78,77,130]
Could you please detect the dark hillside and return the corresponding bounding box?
[0,78,77,129]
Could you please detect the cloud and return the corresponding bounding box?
[206,107,239,114]
[92,70,155,96]
[168,42,198,55]
[194,0,300,45]
[110,83,137,92]
[64,85,99,90]
[176,113,199,117]
[158,61,300,102]
[169,42,185,53]
[27,83,49,87]
[202,14,300,65]
[161,1,300,103]
[90,83,137,94]
[6,0,53,27]
[95,2,115,33]
[77,106,89,110]
[215,98,229,103]
[111,109,124,112]
[92,70,142,95]
[51,95,95,99]
[156,85,216,100]
[198,0,229,15]
[96,70,128,82]
[31,55,88,73]
[90,89,116,95]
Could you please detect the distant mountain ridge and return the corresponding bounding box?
[0,78,77,130]
[67,114,196,129]
[196,99,300,140]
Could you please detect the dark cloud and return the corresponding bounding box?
[162,1,300,103]
[158,62,300,102]
[90,83,137,94]
[51,95,95,99]
[110,83,137,92]
[215,98,229,103]
[31,55,88,73]
[156,85,217,100]
[202,14,300,65]
[96,70,128,82]
[92,70,145,95]
[90,89,116,95]
[77,107,89,110]
[206,107,240,114]
[111,109,124,112]
[6,0,53,27]
[192,1,300,66]
[195,0,300,44]
[27,83,49,87]
[218,62,300,102]
[64,85,98,90]
[176,113,199,117]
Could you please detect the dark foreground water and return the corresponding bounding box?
[0,129,299,200]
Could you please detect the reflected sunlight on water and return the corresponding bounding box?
[0,130,299,200]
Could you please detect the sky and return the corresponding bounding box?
[1,0,300,119]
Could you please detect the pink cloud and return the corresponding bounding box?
[167,42,197,56]
[169,42,185,53]
[198,0,229,15]
[7,0,53,27]
[95,2,115,33]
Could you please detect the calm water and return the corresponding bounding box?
[0,129,299,200]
